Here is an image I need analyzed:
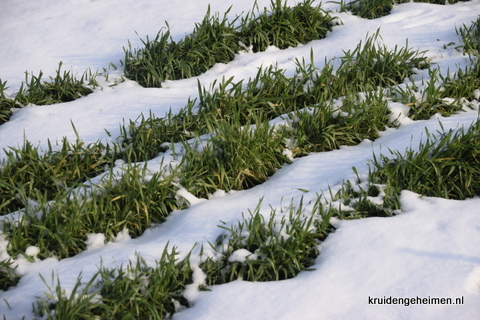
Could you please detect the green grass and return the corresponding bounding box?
[201,198,332,283]
[343,0,471,20]
[34,247,192,320]
[0,257,20,291]
[391,59,479,120]
[4,165,181,260]
[334,120,480,216]
[124,6,241,87]
[15,62,97,106]
[124,0,334,87]
[238,0,334,52]
[1,9,479,312]
[0,79,16,125]
[338,30,428,89]
[457,16,480,55]
[0,133,117,216]
[284,88,394,156]
[180,118,291,199]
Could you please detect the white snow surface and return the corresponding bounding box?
[1,0,480,319]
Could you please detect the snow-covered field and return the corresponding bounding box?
[1,0,480,319]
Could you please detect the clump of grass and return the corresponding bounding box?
[332,168,395,219]
[345,0,394,20]
[34,272,105,319]
[196,65,312,127]
[239,0,334,52]
[119,105,201,163]
[0,257,20,291]
[0,79,17,125]
[457,16,480,55]
[4,165,181,260]
[285,88,394,156]
[338,30,428,89]
[343,0,470,20]
[180,118,291,199]
[201,198,333,284]
[34,247,193,319]
[441,58,480,101]
[124,7,241,87]
[353,121,480,212]
[15,62,97,106]
[415,0,470,4]
[392,63,478,120]
[96,248,192,319]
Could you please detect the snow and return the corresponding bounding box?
[1,0,480,319]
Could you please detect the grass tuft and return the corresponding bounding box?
[457,15,480,55]
[0,257,20,291]
[0,79,17,125]
[343,0,471,20]
[239,0,334,52]
[201,198,333,283]
[34,246,193,319]
[337,121,480,215]
[180,118,291,199]
[15,62,97,106]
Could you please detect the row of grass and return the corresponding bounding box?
[123,0,335,87]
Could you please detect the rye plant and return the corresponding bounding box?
[0,134,116,216]
[124,7,241,87]
[338,30,428,90]
[196,65,312,126]
[239,0,334,52]
[4,165,181,260]
[343,0,470,20]
[392,63,478,120]
[285,88,393,156]
[180,118,291,198]
[200,199,332,283]
[34,247,193,319]
[34,272,105,319]
[119,105,201,163]
[95,248,192,319]
[345,0,395,20]
[15,62,96,106]
[0,79,16,124]
[0,257,20,291]
[457,15,480,55]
